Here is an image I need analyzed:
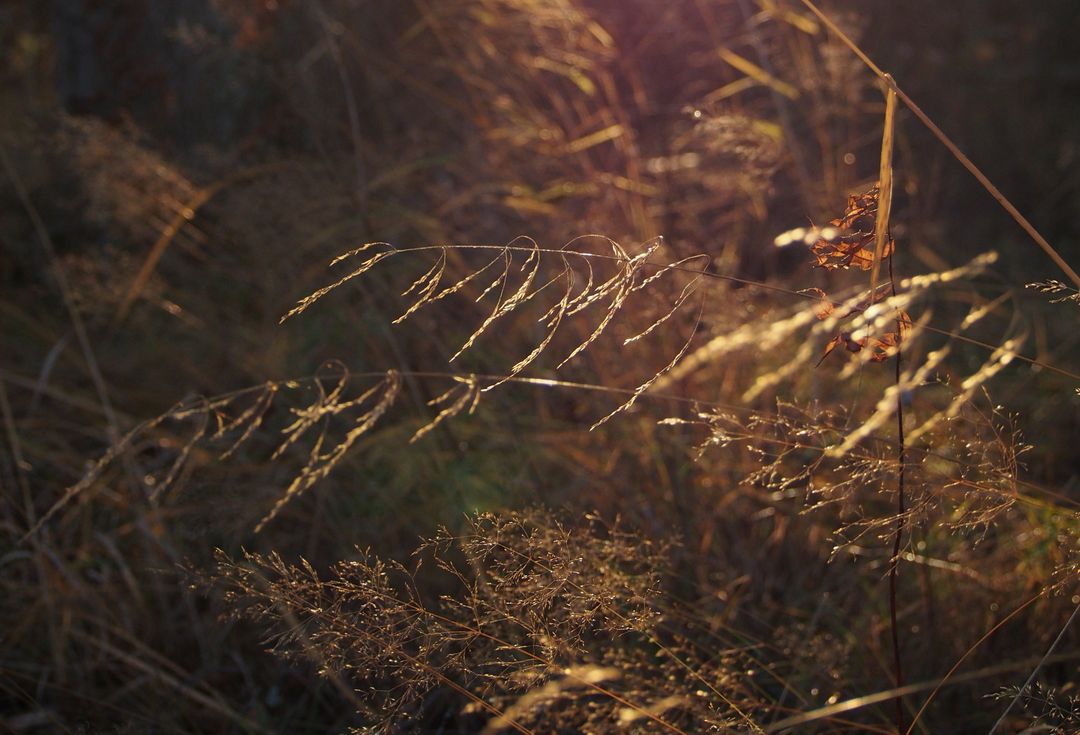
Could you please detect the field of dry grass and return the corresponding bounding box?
[2,1,1079,732]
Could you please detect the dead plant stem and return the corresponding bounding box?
[875,78,906,733]
[889,251,907,734]
[1,145,120,445]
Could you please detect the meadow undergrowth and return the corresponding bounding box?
[3,1,1080,733]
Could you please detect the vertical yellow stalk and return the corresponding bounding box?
[874,75,906,734]
[871,77,897,301]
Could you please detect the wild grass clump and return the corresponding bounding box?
[3,1,1080,733]
[205,509,771,733]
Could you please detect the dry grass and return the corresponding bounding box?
[3,1,1080,733]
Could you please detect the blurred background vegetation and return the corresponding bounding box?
[1,0,1078,732]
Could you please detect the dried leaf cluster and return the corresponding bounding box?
[802,185,911,364]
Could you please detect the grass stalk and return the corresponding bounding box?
[874,81,906,733]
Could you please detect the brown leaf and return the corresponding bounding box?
[816,335,843,366]
[809,185,892,271]
[833,186,880,230]
[816,310,911,365]
[800,287,835,320]
[864,310,912,361]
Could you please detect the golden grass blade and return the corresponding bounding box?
[824,339,945,459]
[217,383,278,460]
[905,337,1027,445]
[869,82,897,302]
[623,256,708,345]
[565,123,624,153]
[410,375,481,444]
[451,241,541,362]
[591,295,703,431]
[716,47,800,100]
[556,239,663,368]
[255,370,401,533]
[488,264,574,388]
[281,247,397,323]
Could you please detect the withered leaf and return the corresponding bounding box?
[810,184,892,271]
[832,186,880,230]
[802,284,893,322]
[811,234,893,271]
[808,185,909,367]
[800,287,835,320]
[817,309,912,365]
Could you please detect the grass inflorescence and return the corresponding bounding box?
[3,1,1080,733]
